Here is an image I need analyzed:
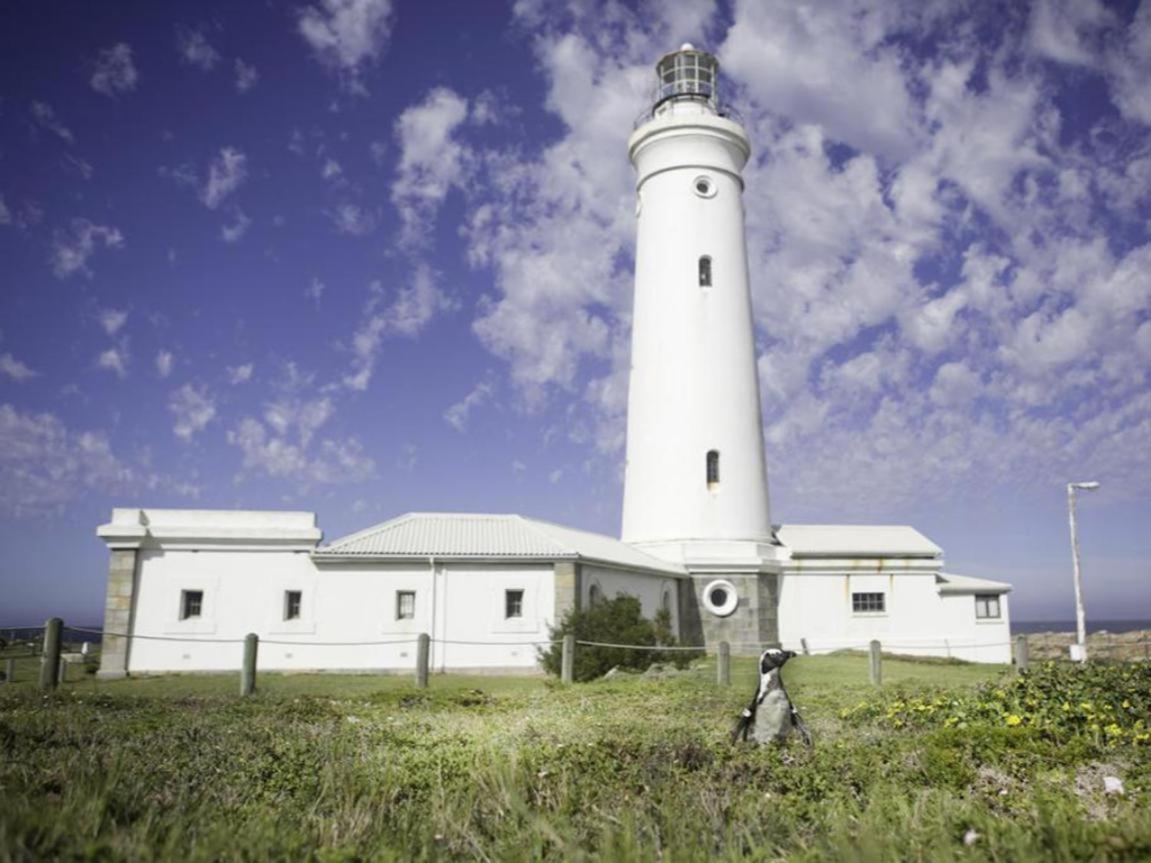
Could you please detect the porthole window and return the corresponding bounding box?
[702,579,738,617]
[693,175,716,198]
[699,255,712,287]
[706,450,720,490]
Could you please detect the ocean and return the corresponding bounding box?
[1012,619,1151,634]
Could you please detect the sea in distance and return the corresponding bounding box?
[1013,619,1151,634]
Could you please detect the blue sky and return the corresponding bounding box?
[1,0,1149,625]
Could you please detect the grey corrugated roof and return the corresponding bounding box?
[316,512,687,575]
[777,524,942,557]
[936,572,1013,594]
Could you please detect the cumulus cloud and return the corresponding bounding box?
[297,0,394,85]
[99,308,128,337]
[227,363,254,384]
[91,43,138,96]
[155,350,174,378]
[96,342,130,378]
[228,416,374,485]
[327,202,376,235]
[200,147,247,209]
[220,209,252,243]
[51,219,124,278]
[234,58,259,92]
[444,378,495,432]
[30,102,74,144]
[0,353,37,382]
[176,25,220,71]
[169,383,217,440]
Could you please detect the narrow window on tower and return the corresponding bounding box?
[706,450,720,490]
[699,255,712,287]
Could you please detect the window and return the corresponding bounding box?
[702,579,738,617]
[852,592,885,614]
[180,590,203,620]
[693,175,717,198]
[588,583,603,606]
[284,590,302,621]
[396,590,415,620]
[699,255,712,287]
[706,450,720,490]
[975,594,1001,619]
[505,589,524,619]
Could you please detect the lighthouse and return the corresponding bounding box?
[621,45,781,647]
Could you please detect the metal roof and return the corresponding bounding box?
[317,512,687,575]
[776,524,942,557]
[936,572,1012,594]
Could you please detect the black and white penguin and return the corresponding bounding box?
[731,648,812,746]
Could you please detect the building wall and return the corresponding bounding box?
[776,568,1011,663]
[581,565,681,636]
[126,549,556,673]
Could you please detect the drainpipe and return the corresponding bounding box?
[428,556,436,671]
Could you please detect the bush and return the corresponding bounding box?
[538,595,697,682]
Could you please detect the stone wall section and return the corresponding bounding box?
[97,548,139,678]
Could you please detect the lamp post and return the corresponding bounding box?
[1067,481,1100,662]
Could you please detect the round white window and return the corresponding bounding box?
[702,579,738,617]
[693,175,717,198]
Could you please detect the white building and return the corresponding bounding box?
[96,46,1011,676]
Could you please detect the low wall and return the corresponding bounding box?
[1024,630,1151,661]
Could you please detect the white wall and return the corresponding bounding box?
[127,549,555,673]
[777,568,1011,663]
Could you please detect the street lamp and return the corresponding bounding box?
[1067,481,1100,662]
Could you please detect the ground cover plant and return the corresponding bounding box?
[1,656,1148,861]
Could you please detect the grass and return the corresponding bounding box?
[1,654,1148,861]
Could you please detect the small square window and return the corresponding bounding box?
[852,592,885,614]
[284,590,302,621]
[505,589,524,619]
[975,594,1001,619]
[396,590,415,620]
[180,590,203,620]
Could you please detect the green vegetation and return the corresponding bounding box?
[1,656,1148,861]
[538,596,700,681]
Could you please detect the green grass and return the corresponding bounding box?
[1,655,1148,861]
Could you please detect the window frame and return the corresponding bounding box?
[180,589,204,620]
[505,588,525,619]
[283,590,302,621]
[699,255,712,287]
[851,591,886,614]
[974,593,1001,620]
[396,590,416,621]
[706,449,720,490]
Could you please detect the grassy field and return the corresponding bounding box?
[1,654,1148,861]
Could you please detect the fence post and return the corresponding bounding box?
[869,639,882,686]
[39,618,63,691]
[4,657,14,684]
[1014,634,1030,674]
[240,633,258,696]
[717,641,731,685]
[561,634,575,684]
[416,633,430,689]
[800,637,809,656]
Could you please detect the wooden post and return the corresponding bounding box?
[415,633,430,689]
[4,657,14,684]
[869,639,882,686]
[800,637,809,656]
[39,618,63,691]
[561,634,575,684]
[1014,634,1030,674]
[717,641,731,685]
[240,633,258,696]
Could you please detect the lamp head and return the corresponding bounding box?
[1070,481,1101,491]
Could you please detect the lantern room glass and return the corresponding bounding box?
[655,50,718,109]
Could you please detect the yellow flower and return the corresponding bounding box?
[1005,714,1022,727]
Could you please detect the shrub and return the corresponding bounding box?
[538,595,696,681]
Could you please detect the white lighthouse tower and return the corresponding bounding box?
[621,45,781,648]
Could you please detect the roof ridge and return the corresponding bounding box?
[512,514,577,556]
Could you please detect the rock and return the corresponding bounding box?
[963,829,980,846]
[1103,776,1125,795]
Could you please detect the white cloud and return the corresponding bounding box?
[327,202,376,235]
[306,278,326,304]
[1105,2,1151,125]
[0,195,10,226]
[234,58,259,93]
[155,350,174,378]
[1028,0,1114,67]
[297,0,394,83]
[200,148,248,209]
[51,219,124,278]
[0,353,37,382]
[30,102,74,144]
[96,342,130,378]
[343,267,455,391]
[444,378,495,432]
[228,417,374,484]
[169,383,217,441]
[176,25,220,71]
[220,209,252,243]
[321,159,343,181]
[227,363,254,384]
[91,43,138,96]
[392,87,471,247]
[263,397,333,446]
[99,308,128,337]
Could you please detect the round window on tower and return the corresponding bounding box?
[702,579,738,617]
[693,175,717,198]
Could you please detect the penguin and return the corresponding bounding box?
[730,648,813,746]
